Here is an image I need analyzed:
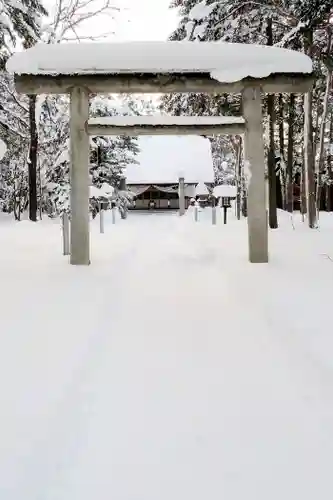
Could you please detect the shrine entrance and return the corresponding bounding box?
[7,41,313,265]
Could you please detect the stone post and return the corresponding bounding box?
[179,177,185,216]
[62,212,70,256]
[212,203,217,225]
[99,202,105,234]
[112,206,116,224]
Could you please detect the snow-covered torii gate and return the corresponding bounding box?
[7,41,313,265]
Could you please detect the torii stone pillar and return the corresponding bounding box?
[242,87,268,263]
[70,86,90,265]
[178,177,185,216]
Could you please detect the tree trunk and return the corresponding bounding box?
[278,94,284,156]
[236,137,242,220]
[241,138,247,217]
[286,93,295,212]
[278,93,286,209]
[304,29,317,228]
[316,30,332,213]
[268,93,278,227]
[300,163,307,216]
[242,190,248,217]
[327,111,333,211]
[297,95,307,216]
[266,18,278,228]
[38,158,43,220]
[304,92,317,227]
[13,164,18,220]
[28,95,38,222]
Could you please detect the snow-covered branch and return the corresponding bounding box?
[275,22,306,47]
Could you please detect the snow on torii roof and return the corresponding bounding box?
[6,41,313,83]
[125,136,214,185]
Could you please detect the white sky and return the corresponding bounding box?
[42,0,179,42]
[116,0,179,41]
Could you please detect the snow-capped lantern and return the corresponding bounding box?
[221,196,232,208]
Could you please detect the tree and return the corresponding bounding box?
[0,0,47,68]
[0,0,48,220]
[162,0,333,226]
[210,135,237,184]
[23,0,120,221]
[266,17,278,228]
[89,95,140,217]
[38,94,71,215]
[161,0,277,198]
[0,71,30,218]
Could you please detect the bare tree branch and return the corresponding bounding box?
[44,0,120,43]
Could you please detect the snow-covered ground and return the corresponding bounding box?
[1,208,333,500]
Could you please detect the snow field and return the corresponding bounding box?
[0,209,333,499]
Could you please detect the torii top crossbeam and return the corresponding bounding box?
[7,41,313,94]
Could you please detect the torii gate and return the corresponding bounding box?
[7,41,313,265]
